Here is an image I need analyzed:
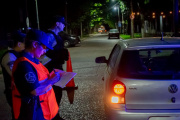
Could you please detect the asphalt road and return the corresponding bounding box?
[59,33,119,120]
[0,33,120,120]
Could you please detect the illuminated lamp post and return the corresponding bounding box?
[169,11,173,32]
[160,12,164,32]
[117,3,121,34]
[114,4,121,33]
[112,0,121,33]
[152,12,157,32]
[136,12,140,33]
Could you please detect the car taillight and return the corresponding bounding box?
[114,84,125,94]
[111,80,126,104]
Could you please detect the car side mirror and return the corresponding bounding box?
[95,56,108,64]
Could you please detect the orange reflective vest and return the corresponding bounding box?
[12,57,59,120]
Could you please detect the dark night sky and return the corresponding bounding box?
[0,0,178,33]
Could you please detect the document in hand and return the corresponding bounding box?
[49,69,77,88]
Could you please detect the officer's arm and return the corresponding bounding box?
[31,72,60,96]
[30,80,51,96]
[1,53,17,76]
[14,61,60,96]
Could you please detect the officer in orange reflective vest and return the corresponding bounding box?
[12,29,62,120]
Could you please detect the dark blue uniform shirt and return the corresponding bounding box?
[13,52,40,96]
[13,51,45,120]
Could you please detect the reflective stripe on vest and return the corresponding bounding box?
[12,57,59,119]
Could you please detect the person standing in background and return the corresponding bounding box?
[0,30,26,120]
[45,15,69,106]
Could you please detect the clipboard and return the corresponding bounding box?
[49,69,77,88]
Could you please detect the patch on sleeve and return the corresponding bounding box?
[25,72,37,83]
[7,61,15,71]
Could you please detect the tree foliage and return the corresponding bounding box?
[65,0,175,34]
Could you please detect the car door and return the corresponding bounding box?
[104,44,121,102]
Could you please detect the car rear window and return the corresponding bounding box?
[110,29,118,32]
[118,48,180,79]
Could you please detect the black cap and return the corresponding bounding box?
[11,30,26,43]
[26,29,53,50]
[52,15,68,25]
[8,30,26,48]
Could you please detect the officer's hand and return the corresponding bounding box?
[50,71,61,85]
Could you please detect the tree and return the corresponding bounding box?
[66,0,107,35]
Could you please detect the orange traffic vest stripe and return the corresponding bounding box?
[12,57,59,120]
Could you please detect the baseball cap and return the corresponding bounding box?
[26,29,53,50]
[8,30,26,48]
[52,15,68,25]
[11,30,26,43]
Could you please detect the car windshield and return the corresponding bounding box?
[118,48,180,79]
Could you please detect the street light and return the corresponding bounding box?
[117,4,121,33]
[112,0,121,33]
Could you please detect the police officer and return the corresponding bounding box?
[12,29,62,120]
[0,30,26,120]
[45,15,69,106]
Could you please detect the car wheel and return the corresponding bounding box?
[64,40,70,48]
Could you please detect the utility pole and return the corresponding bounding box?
[81,22,83,38]
[65,0,68,33]
[173,0,179,36]
[122,12,124,34]
[117,3,121,33]
[130,0,134,38]
[110,1,121,32]
[35,0,40,29]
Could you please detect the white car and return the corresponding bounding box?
[95,37,180,120]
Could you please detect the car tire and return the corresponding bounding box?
[64,40,70,48]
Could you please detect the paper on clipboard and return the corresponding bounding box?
[54,72,77,88]
[49,69,77,88]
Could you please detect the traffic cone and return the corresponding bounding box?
[66,51,75,87]
[65,52,78,104]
